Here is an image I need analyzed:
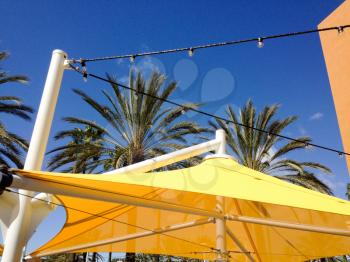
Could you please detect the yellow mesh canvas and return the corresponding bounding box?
[15,157,350,261]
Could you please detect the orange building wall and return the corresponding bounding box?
[319,1,350,172]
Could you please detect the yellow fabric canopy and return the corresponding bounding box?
[16,157,350,261]
[0,244,3,256]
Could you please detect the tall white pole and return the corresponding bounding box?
[215,130,227,261]
[2,49,67,262]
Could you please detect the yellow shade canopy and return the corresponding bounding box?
[15,157,350,261]
[0,244,3,255]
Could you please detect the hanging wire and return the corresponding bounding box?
[69,63,350,157]
[69,25,350,63]
[4,189,217,252]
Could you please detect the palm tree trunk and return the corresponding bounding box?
[92,252,97,262]
[68,253,75,262]
[125,252,136,262]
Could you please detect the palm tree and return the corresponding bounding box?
[48,71,208,261]
[210,100,332,194]
[47,125,103,173]
[0,51,33,168]
[346,184,350,200]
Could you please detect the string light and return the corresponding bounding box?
[130,55,135,63]
[304,143,311,150]
[69,25,350,64]
[339,152,344,158]
[80,60,87,71]
[83,71,88,82]
[80,59,88,82]
[188,48,194,57]
[338,26,344,34]
[181,109,186,115]
[69,64,350,158]
[257,38,264,48]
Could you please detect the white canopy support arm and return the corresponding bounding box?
[27,193,57,241]
[225,214,350,237]
[5,131,229,223]
[214,129,228,261]
[103,129,226,175]
[9,174,224,219]
[0,190,19,242]
[0,191,57,244]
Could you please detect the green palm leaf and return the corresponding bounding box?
[48,70,209,173]
[0,51,32,168]
[211,99,333,195]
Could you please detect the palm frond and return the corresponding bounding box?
[48,71,207,174]
[212,99,333,195]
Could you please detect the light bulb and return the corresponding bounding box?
[338,26,344,35]
[188,48,194,57]
[304,143,310,150]
[339,152,344,158]
[81,60,87,72]
[130,55,135,63]
[181,109,186,115]
[83,72,88,82]
[257,38,264,48]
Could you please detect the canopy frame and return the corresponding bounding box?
[6,129,232,261]
[0,48,235,262]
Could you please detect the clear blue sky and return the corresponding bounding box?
[0,0,348,256]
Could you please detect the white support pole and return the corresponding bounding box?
[225,214,350,237]
[10,174,223,220]
[104,135,222,175]
[29,218,214,257]
[215,129,226,156]
[2,50,67,262]
[215,129,228,261]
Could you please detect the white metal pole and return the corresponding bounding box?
[2,49,67,262]
[215,130,226,156]
[215,130,228,261]
[225,214,350,237]
[104,136,222,175]
[10,174,223,219]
